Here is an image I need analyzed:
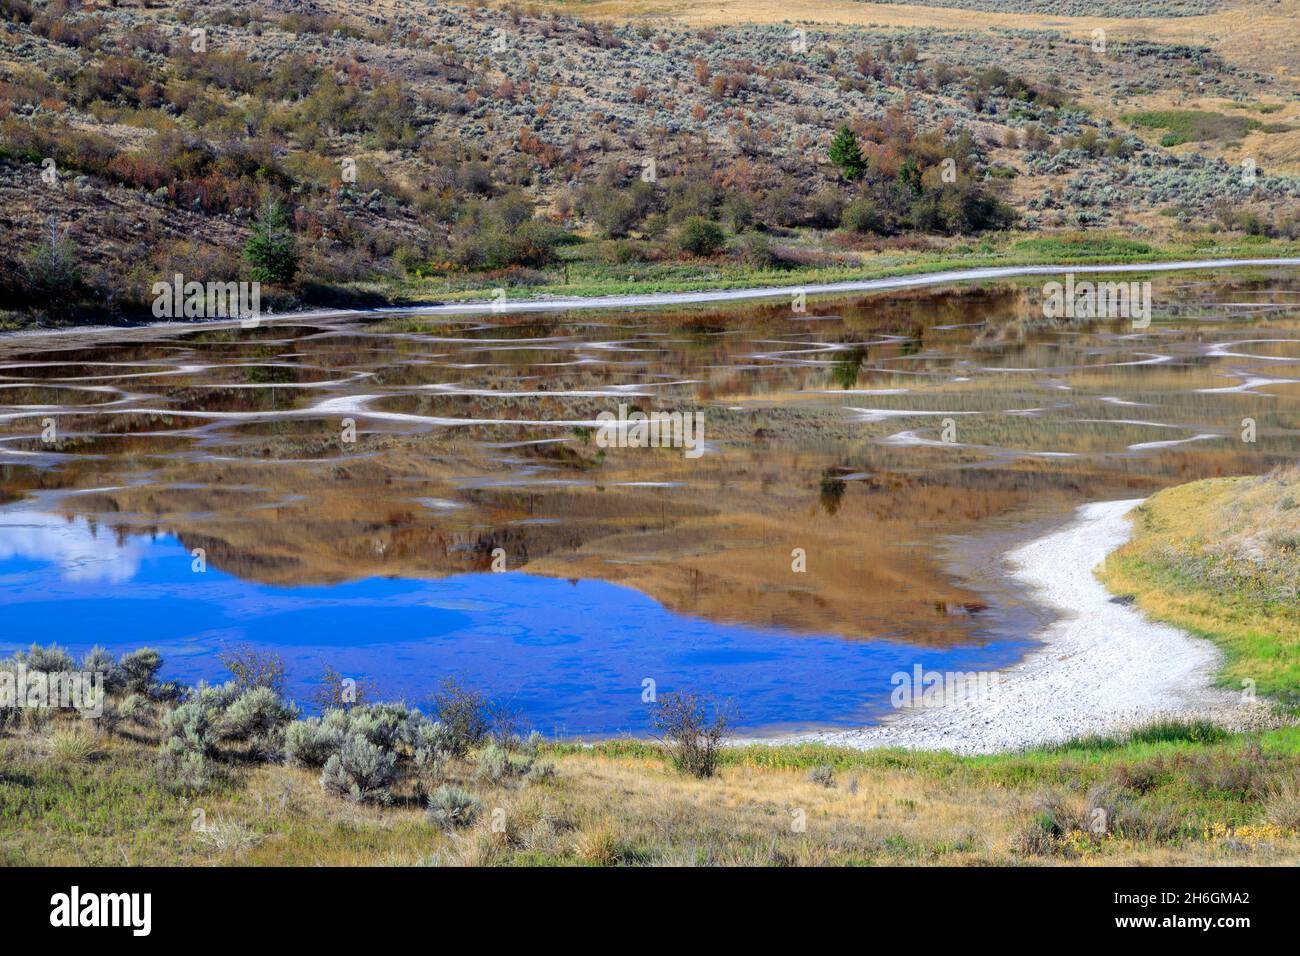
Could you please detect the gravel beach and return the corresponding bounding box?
[777,499,1264,755]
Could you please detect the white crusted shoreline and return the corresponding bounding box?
[772,499,1261,755]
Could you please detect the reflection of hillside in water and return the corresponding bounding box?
[1,273,1298,647]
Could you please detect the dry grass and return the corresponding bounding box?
[1263,775,1300,829]
[47,726,100,766]
[238,745,1300,865]
[540,752,1006,864]
[7,712,1300,865]
[194,818,264,858]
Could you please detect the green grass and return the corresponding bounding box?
[1010,235,1153,258]
[5,712,1300,864]
[568,722,1291,769]
[1123,110,1262,146]
[367,233,1300,307]
[1043,719,1230,752]
[0,736,214,865]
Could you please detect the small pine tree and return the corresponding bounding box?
[828,124,865,180]
[24,218,81,299]
[244,200,299,284]
[898,156,924,198]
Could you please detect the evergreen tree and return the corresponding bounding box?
[24,218,82,299]
[897,156,924,198]
[244,200,299,284]
[828,124,866,180]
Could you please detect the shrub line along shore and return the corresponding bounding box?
[5,255,1300,340]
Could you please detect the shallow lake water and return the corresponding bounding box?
[1,269,1297,735]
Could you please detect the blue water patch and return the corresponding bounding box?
[0,511,1031,737]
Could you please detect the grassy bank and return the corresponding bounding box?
[3,711,1299,866]
[1098,468,1300,704]
[360,232,1300,305]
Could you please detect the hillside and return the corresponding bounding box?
[2,0,1299,324]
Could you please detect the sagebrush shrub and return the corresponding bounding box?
[409,717,454,784]
[194,681,241,713]
[526,760,556,784]
[83,699,121,736]
[476,741,544,785]
[808,765,836,788]
[117,648,163,695]
[19,642,74,674]
[80,646,120,691]
[521,730,544,757]
[160,700,217,759]
[221,687,295,737]
[426,785,480,830]
[118,693,151,724]
[346,703,409,750]
[321,708,353,736]
[476,742,511,784]
[169,750,217,793]
[20,705,50,734]
[284,717,343,768]
[220,686,296,755]
[158,698,220,793]
[0,663,17,730]
[320,733,397,804]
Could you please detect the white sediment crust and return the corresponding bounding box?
[772,499,1260,754]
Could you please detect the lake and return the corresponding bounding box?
[2,269,1297,735]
